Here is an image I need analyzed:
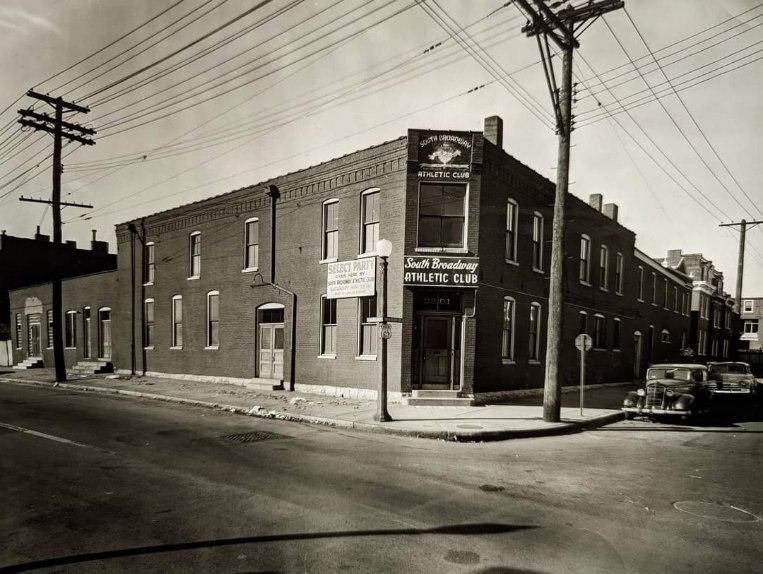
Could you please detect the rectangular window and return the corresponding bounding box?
[651,273,656,304]
[172,296,183,347]
[65,311,76,348]
[663,279,668,309]
[244,219,259,270]
[578,312,587,335]
[615,253,623,294]
[418,183,466,249]
[599,245,609,290]
[144,299,154,348]
[613,319,621,350]
[743,300,753,313]
[322,200,339,260]
[361,191,380,254]
[358,296,377,357]
[593,315,606,349]
[529,303,541,361]
[723,339,729,358]
[189,233,201,278]
[637,266,644,300]
[744,320,758,333]
[15,314,22,349]
[579,236,591,284]
[321,296,337,355]
[46,310,53,348]
[501,298,515,361]
[207,292,219,347]
[505,200,518,262]
[673,286,678,312]
[143,242,155,284]
[661,329,671,343]
[532,212,543,271]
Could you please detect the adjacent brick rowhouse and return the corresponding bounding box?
[7,116,740,399]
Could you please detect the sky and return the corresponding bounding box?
[0,0,761,297]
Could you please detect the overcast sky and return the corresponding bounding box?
[0,0,761,297]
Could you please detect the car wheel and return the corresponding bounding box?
[623,412,634,420]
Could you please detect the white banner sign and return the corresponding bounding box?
[327,258,376,299]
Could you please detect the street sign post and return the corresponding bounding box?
[574,334,593,416]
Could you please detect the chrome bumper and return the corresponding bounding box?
[711,389,751,394]
[622,406,689,416]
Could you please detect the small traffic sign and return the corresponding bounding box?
[379,323,393,339]
[575,333,592,352]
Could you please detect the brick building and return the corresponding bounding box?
[739,297,762,350]
[9,115,715,400]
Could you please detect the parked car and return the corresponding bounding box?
[707,362,760,399]
[622,364,712,420]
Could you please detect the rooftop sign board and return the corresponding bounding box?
[327,257,376,299]
[403,256,479,288]
[415,131,473,180]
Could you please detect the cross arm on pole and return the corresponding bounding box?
[19,196,93,209]
[18,109,96,135]
[18,119,95,145]
[27,90,90,113]
[719,221,763,227]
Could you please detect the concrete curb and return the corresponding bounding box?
[0,376,624,442]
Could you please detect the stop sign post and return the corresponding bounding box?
[575,334,592,416]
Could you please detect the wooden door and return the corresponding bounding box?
[421,315,451,385]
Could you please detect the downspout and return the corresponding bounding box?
[129,226,136,375]
[140,218,147,376]
[460,290,477,396]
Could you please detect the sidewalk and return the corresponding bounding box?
[0,368,624,442]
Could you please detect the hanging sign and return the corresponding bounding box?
[403,256,479,287]
[416,131,473,180]
[327,257,376,299]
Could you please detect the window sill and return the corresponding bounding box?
[319,258,338,265]
[415,247,468,254]
[528,359,541,365]
[613,348,622,352]
[170,346,183,350]
[241,267,259,274]
[532,267,544,275]
[593,347,607,352]
[355,355,377,361]
[204,346,219,350]
[65,346,76,350]
[505,258,519,267]
[580,281,591,287]
[600,287,609,293]
[615,291,623,296]
[501,359,515,365]
[144,346,154,351]
[637,298,644,303]
[187,276,200,281]
[357,252,377,259]
[142,282,154,287]
[318,353,336,360]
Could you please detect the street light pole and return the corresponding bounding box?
[374,239,393,422]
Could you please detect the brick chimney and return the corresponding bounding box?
[91,229,108,255]
[65,239,77,248]
[34,225,50,242]
[484,115,503,148]
[588,194,603,211]
[603,202,619,222]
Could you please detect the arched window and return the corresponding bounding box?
[65,310,77,348]
[613,318,621,350]
[529,302,542,361]
[360,188,380,255]
[505,199,518,263]
[501,297,515,362]
[578,311,588,335]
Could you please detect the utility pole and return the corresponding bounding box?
[513,1,624,422]
[17,90,95,382]
[719,219,763,313]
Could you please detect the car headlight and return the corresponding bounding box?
[637,389,645,396]
[666,389,674,397]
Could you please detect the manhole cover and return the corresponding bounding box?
[479,484,505,492]
[219,430,287,443]
[457,424,484,429]
[673,501,760,523]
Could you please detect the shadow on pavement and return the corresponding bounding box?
[1,523,536,572]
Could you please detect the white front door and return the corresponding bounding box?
[259,323,284,379]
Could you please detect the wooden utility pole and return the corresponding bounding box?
[514,1,624,422]
[719,219,763,313]
[17,90,95,382]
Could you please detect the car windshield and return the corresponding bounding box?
[647,368,698,381]
[709,364,749,374]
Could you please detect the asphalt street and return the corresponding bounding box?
[1,382,760,573]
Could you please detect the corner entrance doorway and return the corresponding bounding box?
[257,304,284,380]
[413,290,462,390]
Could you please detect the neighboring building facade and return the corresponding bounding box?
[8,116,719,400]
[739,297,762,350]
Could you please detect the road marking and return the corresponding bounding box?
[0,421,97,450]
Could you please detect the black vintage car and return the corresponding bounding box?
[707,362,760,400]
[622,364,713,420]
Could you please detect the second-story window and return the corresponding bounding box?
[615,253,623,294]
[144,242,155,285]
[144,299,154,348]
[663,279,668,309]
[501,297,515,362]
[189,232,201,278]
[418,183,466,249]
[532,212,543,271]
[505,199,518,262]
[244,218,259,270]
[361,189,380,255]
[651,272,657,304]
[673,286,679,312]
[599,245,609,290]
[637,266,644,300]
[743,300,753,313]
[322,200,339,261]
[579,235,591,284]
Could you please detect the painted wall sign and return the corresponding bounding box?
[327,257,376,299]
[403,256,479,288]
[416,131,473,180]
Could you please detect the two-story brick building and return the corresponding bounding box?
[8,115,710,401]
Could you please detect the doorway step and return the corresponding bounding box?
[403,389,475,406]
[244,377,284,391]
[13,357,44,369]
[69,360,114,375]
